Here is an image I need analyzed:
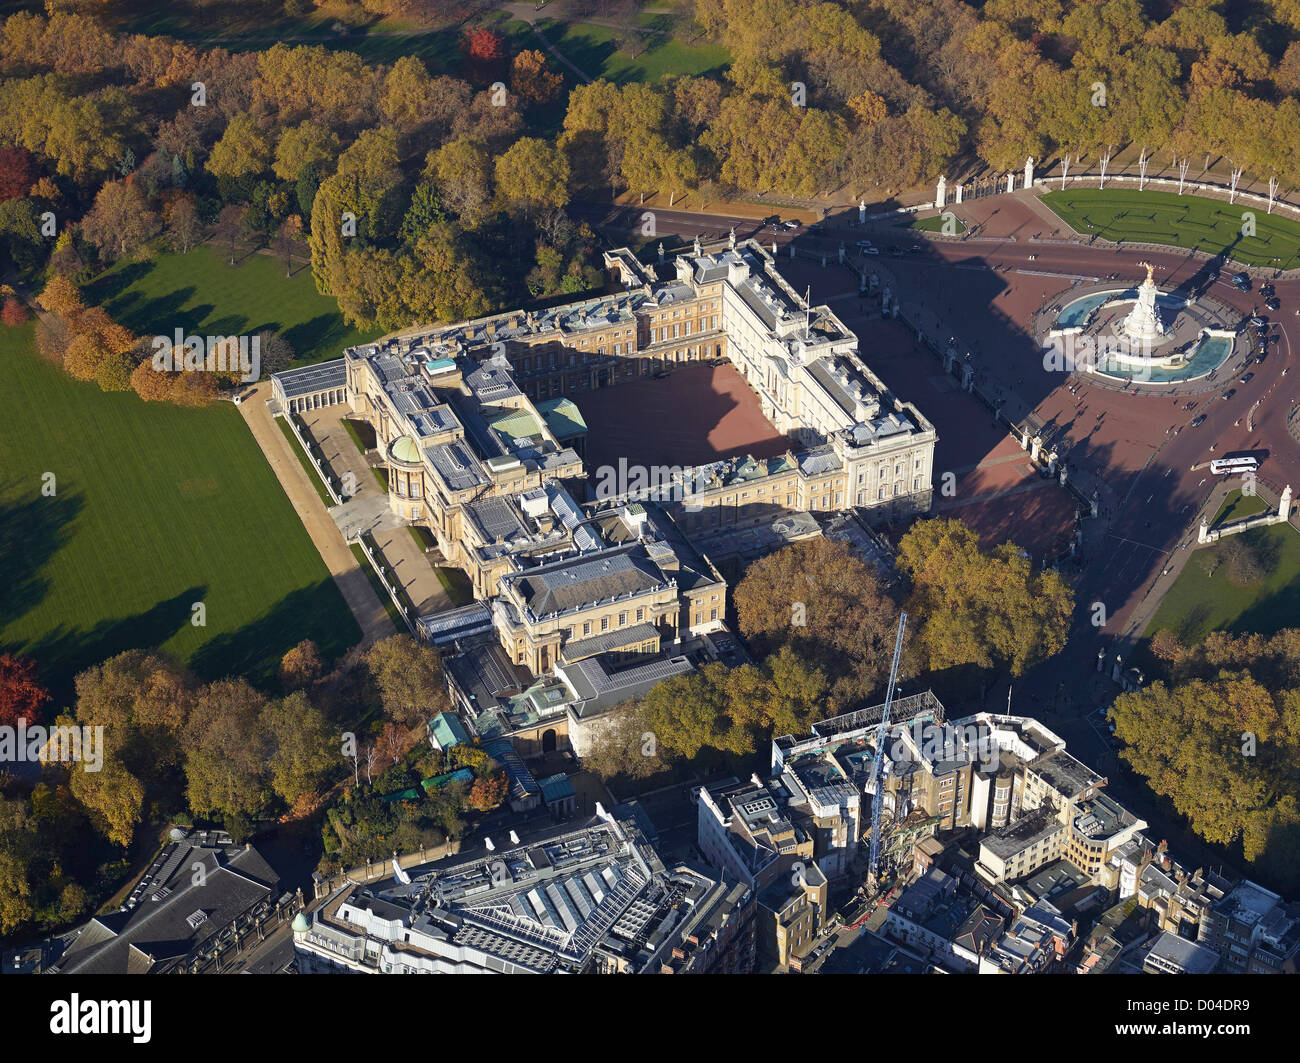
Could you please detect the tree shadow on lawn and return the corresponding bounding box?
[188,580,361,692]
[1231,573,1300,639]
[284,314,358,362]
[6,588,204,711]
[0,488,83,633]
[100,289,204,338]
[82,261,156,307]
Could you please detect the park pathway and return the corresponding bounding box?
[237,382,396,653]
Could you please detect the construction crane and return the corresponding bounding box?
[867,611,907,891]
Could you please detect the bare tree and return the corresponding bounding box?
[214,203,247,266]
[1268,175,1279,215]
[1229,164,1244,205]
[1060,154,1071,191]
[1098,147,1112,191]
[1177,157,1190,195]
[1138,147,1149,192]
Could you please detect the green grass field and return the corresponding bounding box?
[1144,490,1300,645]
[1041,189,1300,269]
[84,245,381,367]
[0,323,361,705]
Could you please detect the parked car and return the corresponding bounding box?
[1249,315,1267,327]
[1233,272,1252,291]
[909,243,922,253]
[856,239,873,249]
[1191,414,1208,426]
[888,246,904,257]
[863,246,880,255]
[1241,371,1255,384]
[781,220,800,231]
[1261,282,1275,297]
[1222,388,1236,401]
[1265,297,1281,311]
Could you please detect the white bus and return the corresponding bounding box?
[1210,456,1259,476]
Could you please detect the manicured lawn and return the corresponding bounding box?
[0,324,361,702]
[1144,490,1300,645]
[519,16,729,84]
[1041,189,1300,270]
[435,566,475,607]
[84,245,381,368]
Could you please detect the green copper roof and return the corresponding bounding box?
[390,434,421,464]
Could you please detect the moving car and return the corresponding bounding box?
[1191,414,1208,427]
[1233,272,1252,291]
[1222,388,1236,401]
[1265,297,1281,311]
[862,246,880,254]
[856,239,873,249]
[1241,371,1255,384]
[1261,282,1275,297]
[780,220,800,231]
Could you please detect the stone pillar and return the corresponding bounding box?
[1030,435,1042,462]
[771,241,777,256]
[1048,450,1059,476]
[955,184,963,204]
[728,226,736,250]
[1006,172,1016,194]
[944,347,957,373]
[1198,518,1209,544]
[1020,428,1030,451]
[935,175,947,209]
[1059,465,1068,486]
[1096,648,1105,673]
[1025,156,1035,189]
[657,242,664,263]
[1090,493,1099,518]
[961,363,974,391]
[859,199,867,224]
[1280,484,1293,520]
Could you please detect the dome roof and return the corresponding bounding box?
[291,911,310,933]
[389,434,421,465]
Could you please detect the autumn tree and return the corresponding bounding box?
[364,634,449,730]
[164,194,203,253]
[66,651,191,848]
[79,178,159,262]
[462,27,507,83]
[279,639,323,693]
[261,691,336,805]
[183,678,270,823]
[511,50,563,107]
[734,537,900,711]
[0,146,36,201]
[468,771,508,812]
[494,137,570,213]
[1,295,30,327]
[896,518,1074,678]
[0,654,50,729]
[206,111,273,179]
